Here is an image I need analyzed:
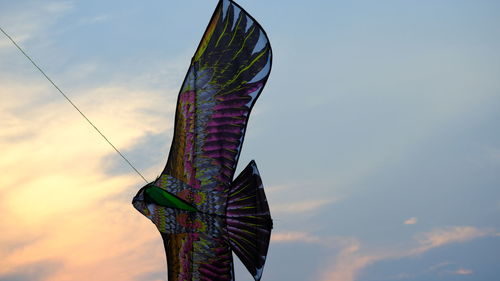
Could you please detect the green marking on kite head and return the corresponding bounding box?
[144,185,198,212]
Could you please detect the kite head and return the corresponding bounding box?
[132,182,222,235]
[132,182,198,218]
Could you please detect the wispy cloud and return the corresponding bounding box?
[411,226,490,255]
[427,261,452,271]
[384,273,414,280]
[271,232,322,244]
[0,260,61,281]
[78,15,111,25]
[317,241,384,281]
[316,226,495,281]
[271,232,352,250]
[271,232,382,281]
[265,183,340,217]
[44,1,73,14]
[403,217,418,225]
[271,198,336,215]
[0,1,73,48]
[452,268,473,275]
[0,76,174,281]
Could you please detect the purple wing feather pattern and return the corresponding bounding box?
[132,0,273,280]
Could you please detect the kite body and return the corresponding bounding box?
[132,0,273,280]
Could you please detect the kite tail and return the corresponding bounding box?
[226,160,273,281]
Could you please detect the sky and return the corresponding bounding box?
[1,0,500,280]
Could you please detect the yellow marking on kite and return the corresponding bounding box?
[194,8,221,62]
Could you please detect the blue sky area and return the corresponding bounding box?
[1,1,499,281]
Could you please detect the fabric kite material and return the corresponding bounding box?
[132,0,273,280]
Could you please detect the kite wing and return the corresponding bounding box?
[161,0,272,212]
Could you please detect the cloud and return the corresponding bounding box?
[316,226,494,281]
[134,270,165,281]
[0,234,43,257]
[317,241,384,281]
[411,226,490,255]
[404,217,418,225]
[44,1,73,14]
[265,183,340,218]
[271,232,383,281]
[384,273,413,280]
[0,1,73,49]
[0,260,61,281]
[0,76,175,281]
[102,131,171,177]
[271,198,336,215]
[452,268,473,275]
[78,15,111,25]
[427,261,452,272]
[271,232,339,246]
[271,232,321,243]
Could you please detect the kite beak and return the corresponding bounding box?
[132,186,151,217]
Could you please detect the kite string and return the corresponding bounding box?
[0,26,149,184]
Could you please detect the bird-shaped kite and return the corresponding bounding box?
[132,0,273,280]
